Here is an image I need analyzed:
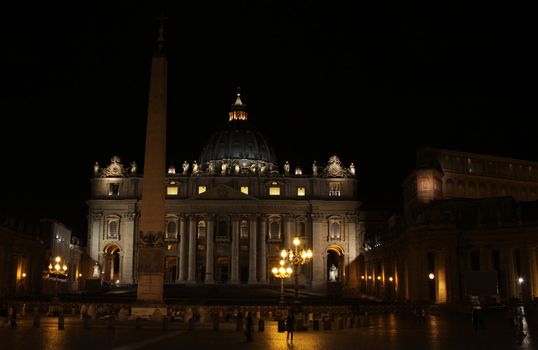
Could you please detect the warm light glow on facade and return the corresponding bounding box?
[228,110,248,121]
[198,186,207,194]
[240,186,249,195]
[297,187,305,196]
[269,187,280,196]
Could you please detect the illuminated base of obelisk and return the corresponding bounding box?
[136,247,164,303]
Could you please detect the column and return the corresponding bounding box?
[529,247,538,299]
[248,215,258,284]
[259,216,267,283]
[187,216,197,283]
[89,212,103,262]
[121,213,135,284]
[283,214,294,248]
[346,214,359,288]
[311,213,325,289]
[230,216,239,283]
[504,247,516,298]
[205,215,215,283]
[178,216,187,281]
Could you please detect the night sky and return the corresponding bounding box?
[1,3,531,241]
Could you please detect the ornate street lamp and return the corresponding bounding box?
[280,237,313,305]
[48,256,68,297]
[272,260,293,307]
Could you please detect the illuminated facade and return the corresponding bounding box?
[87,92,362,292]
[363,147,538,303]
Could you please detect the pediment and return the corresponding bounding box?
[191,184,255,200]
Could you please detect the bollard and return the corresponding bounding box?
[365,312,369,327]
[58,313,65,330]
[236,318,243,332]
[33,313,41,328]
[162,317,169,330]
[258,319,264,332]
[313,319,319,331]
[277,319,285,333]
[108,317,115,330]
[188,318,195,331]
[212,316,219,331]
[136,317,142,330]
[83,314,91,329]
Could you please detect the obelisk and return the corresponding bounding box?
[136,18,167,303]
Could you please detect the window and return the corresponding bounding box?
[167,181,179,195]
[197,244,205,251]
[269,220,281,239]
[240,220,249,239]
[329,221,341,240]
[269,187,280,196]
[470,250,480,271]
[240,244,249,252]
[329,183,341,196]
[297,187,306,196]
[109,183,120,196]
[198,186,207,194]
[297,222,306,238]
[240,186,249,195]
[166,220,178,239]
[197,220,207,239]
[106,218,120,239]
[217,220,228,237]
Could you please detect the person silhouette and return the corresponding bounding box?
[286,310,295,345]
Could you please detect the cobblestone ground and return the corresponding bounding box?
[0,309,535,350]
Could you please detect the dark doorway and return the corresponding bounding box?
[240,265,249,283]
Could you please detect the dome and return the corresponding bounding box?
[199,125,277,166]
[198,89,277,170]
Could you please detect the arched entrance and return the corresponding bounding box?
[103,244,120,284]
[326,245,344,296]
[327,245,344,282]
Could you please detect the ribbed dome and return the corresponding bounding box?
[199,125,277,166]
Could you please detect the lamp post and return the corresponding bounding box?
[48,256,68,297]
[518,277,524,302]
[272,260,293,308]
[280,237,313,306]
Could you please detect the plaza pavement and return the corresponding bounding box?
[0,308,535,350]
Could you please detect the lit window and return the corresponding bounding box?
[329,183,341,196]
[109,183,120,196]
[269,220,280,239]
[240,220,249,239]
[197,244,205,251]
[297,187,306,196]
[197,220,207,239]
[106,219,119,240]
[328,217,342,240]
[198,186,207,194]
[269,187,281,196]
[240,186,249,195]
[166,220,178,239]
[240,244,249,252]
[167,181,179,195]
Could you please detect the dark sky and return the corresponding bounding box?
[1,2,532,240]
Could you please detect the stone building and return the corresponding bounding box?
[87,93,362,292]
[0,212,45,297]
[363,147,538,303]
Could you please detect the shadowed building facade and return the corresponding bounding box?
[363,147,538,303]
